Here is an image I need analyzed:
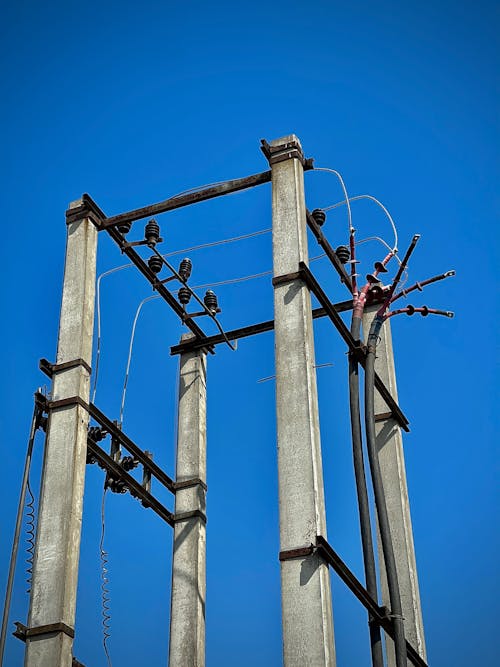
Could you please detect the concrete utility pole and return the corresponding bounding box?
[269,135,336,667]
[169,337,207,667]
[362,305,426,665]
[25,199,98,667]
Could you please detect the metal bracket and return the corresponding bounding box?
[173,478,208,492]
[279,545,315,561]
[173,509,207,524]
[374,411,394,422]
[13,620,75,641]
[260,139,314,170]
[39,357,92,378]
[47,396,90,412]
[272,270,305,288]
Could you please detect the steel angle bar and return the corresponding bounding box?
[101,171,273,230]
[306,210,353,292]
[87,439,174,526]
[315,536,427,667]
[88,402,176,493]
[299,263,410,431]
[170,299,355,355]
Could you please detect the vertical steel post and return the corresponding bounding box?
[169,336,207,667]
[25,198,98,667]
[268,135,336,667]
[362,305,426,665]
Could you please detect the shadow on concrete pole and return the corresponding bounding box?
[169,336,207,667]
[362,305,427,666]
[25,199,98,667]
[268,135,336,667]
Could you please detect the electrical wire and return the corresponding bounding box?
[99,488,112,667]
[119,295,159,425]
[92,227,271,401]
[25,480,35,594]
[0,400,40,666]
[322,194,398,252]
[314,167,353,234]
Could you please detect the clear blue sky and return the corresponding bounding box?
[1,1,498,665]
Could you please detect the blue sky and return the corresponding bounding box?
[1,1,498,665]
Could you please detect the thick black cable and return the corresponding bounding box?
[349,316,384,667]
[0,400,40,666]
[365,316,407,667]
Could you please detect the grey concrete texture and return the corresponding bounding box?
[271,136,336,667]
[169,342,207,667]
[25,208,97,667]
[363,305,426,665]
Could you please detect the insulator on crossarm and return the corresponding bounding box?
[178,258,192,281]
[311,209,326,226]
[335,245,350,264]
[117,222,132,235]
[148,255,163,274]
[178,286,191,306]
[204,289,219,313]
[374,261,388,273]
[144,219,160,247]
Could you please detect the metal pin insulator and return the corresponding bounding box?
[145,219,160,247]
[178,286,191,306]
[335,245,350,264]
[148,255,163,274]
[311,209,326,226]
[179,258,192,281]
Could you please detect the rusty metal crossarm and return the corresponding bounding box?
[101,171,273,230]
[315,536,427,667]
[87,438,174,527]
[88,402,176,493]
[306,210,353,292]
[299,263,410,431]
[170,299,355,355]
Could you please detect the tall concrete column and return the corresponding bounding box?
[169,338,207,667]
[25,198,98,667]
[269,135,335,667]
[362,305,426,665]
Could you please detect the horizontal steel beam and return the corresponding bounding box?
[316,536,427,667]
[101,170,272,230]
[87,438,174,527]
[170,299,355,355]
[299,263,410,430]
[88,402,176,493]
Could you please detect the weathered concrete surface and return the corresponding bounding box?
[25,201,97,667]
[363,305,426,665]
[271,135,336,667]
[169,339,207,667]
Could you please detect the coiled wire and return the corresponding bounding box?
[25,480,35,594]
[99,489,112,667]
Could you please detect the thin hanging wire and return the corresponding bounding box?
[25,479,35,594]
[92,227,271,402]
[119,295,159,426]
[313,167,354,234]
[322,194,398,252]
[99,488,112,667]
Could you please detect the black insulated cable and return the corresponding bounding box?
[365,315,407,667]
[0,398,41,666]
[349,316,384,667]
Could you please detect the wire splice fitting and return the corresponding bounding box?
[178,258,192,281]
[148,255,163,274]
[311,209,326,226]
[144,219,160,247]
[335,245,350,264]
